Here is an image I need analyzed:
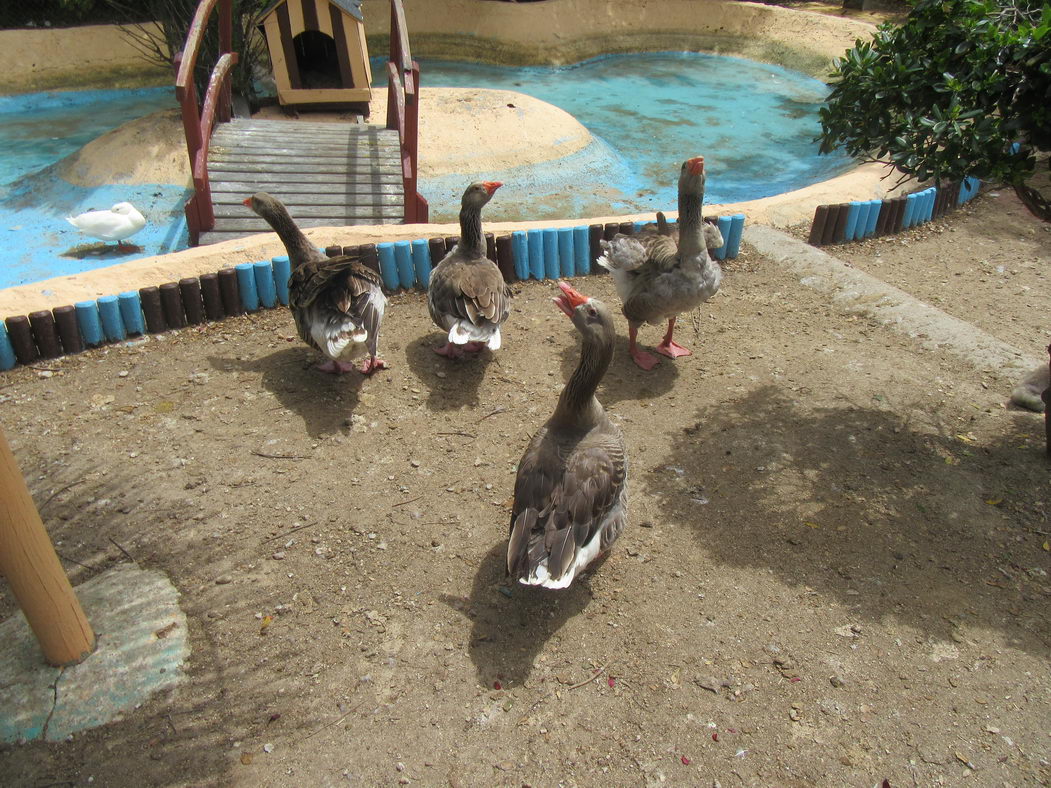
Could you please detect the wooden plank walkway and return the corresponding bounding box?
[198,118,406,246]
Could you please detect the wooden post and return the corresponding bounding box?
[0,427,95,666]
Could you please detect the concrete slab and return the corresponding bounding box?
[743,224,1044,379]
[0,563,189,743]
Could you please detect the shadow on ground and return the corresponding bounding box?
[649,384,1051,659]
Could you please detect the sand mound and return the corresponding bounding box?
[57,108,192,188]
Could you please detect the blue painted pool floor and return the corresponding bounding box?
[0,87,190,291]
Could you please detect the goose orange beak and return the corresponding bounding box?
[242,196,252,207]
[482,181,502,195]
[686,156,705,176]
[553,281,588,317]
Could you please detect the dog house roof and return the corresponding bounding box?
[258,0,363,24]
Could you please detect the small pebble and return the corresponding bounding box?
[271,551,286,560]
[215,575,232,585]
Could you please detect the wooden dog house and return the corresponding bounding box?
[258,0,373,111]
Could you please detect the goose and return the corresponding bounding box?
[65,202,146,247]
[507,281,628,589]
[598,156,723,370]
[244,192,388,375]
[427,181,511,357]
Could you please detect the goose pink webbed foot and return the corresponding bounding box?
[655,319,692,359]
[316,359,358,374]
[628,324,660,371]
[358,356,389,375]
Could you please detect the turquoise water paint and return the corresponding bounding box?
[384,53,854,222]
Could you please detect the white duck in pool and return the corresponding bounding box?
[66,202,146,248]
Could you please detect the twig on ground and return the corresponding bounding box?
[108,537,135,563]
[568,661,611,690]
[477,406,506,423]
[436,431,476,439]
[392,495,423,507]
[56,551,92,570]
[38,480,83,512]
[251,450,311,460]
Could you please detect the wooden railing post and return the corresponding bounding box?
[0,426,96,666]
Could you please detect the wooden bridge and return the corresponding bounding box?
[176,0,426,247]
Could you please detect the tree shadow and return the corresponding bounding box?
[441,543,594,689]
[650,384,1051,658]
[404,333,491,412]
[206,347,363,438]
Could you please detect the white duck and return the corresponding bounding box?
[427,181,510,358]
[66,202,146,247]
[506,281,628,589]
[598,156,723,370]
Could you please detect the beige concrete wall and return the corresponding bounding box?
[367,0,874,76]
[0,24,169,93]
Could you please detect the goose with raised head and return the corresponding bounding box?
[507,281,628,589]
[598,156,723,370]
[244,192,388,375]
[428,181,511,358]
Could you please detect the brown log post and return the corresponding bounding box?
[0,426,96,666]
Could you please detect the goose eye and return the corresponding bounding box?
[586,306,598,318]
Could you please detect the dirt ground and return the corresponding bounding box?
[0,181,1049,787]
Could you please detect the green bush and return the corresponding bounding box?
[818,0,1051,220]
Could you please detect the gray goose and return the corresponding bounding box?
[244,192,388,375]
[507,281,628,589]
[427,181,511,358]
[597,156,723,370]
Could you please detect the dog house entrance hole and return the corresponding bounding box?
[294,30,342,89]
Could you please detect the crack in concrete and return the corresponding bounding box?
[40,666,64,741]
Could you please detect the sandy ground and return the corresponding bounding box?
[0,179,1048,787]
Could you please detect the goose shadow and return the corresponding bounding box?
[442,543,595,688]
[404,332,492,411]
[556,333,680,407]
[60,241,143,259]
[206,347,364,437]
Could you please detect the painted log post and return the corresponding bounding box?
[234,263,260,311]
[358,245,380,278]
[809,205,830,246]
[200,274,225,321]
[253,261,278,309]
[75,302,105,348]
[511,231,529,281]
[0,425,96,666]
[118,292,146,336]
[377,242,399,291]
[325,245,342,258]
[573,226,590,274]
[394,240,414,289]
[485,232,496,263]
[603,222,619,241]
[820,204,841,245]
[52,306,83,355]
[411,239,432,288]
[495,235,515,283]
[29,311,61,360]
[218,268,242,316]
[527,229,544,280]
[557,227,575,277]
[618,221,635,237]
[160,283,187,329]
[139,286,167,334]
[180,278,205,325]
[97,296,126,342]
[444,236,459,253]
[0,324,16,370]
[588,224,603,268]
[4,316,36,365]
[428,237,447,277]
[542,229,559,280]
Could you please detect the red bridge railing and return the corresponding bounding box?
[386,0,428,224]
[175,0,237,246]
